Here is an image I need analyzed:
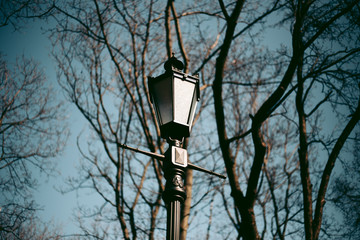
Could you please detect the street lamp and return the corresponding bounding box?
[116,54,225,240]
[148,55,225,240]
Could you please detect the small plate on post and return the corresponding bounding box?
[171,146,188,168]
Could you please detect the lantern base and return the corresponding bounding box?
[160,121,190,140]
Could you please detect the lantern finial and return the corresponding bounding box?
[164,53,184,72]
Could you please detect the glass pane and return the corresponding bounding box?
[153,76,172,125]
[174,77,195,125]
[188,93,198,131]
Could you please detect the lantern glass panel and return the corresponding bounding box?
[174,77,195,125]
[152,76,173,125]
[188,91,198,131]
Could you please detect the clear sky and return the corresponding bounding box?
[0,19,85,234]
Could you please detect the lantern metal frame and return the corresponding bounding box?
[148,58,200,141]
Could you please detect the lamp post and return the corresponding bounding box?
[148,54,198,240]
[117,54,224,240]
[147,54,225,240]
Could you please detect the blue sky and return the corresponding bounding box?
[0,19,83,234]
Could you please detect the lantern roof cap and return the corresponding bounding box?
[164,53,184,72]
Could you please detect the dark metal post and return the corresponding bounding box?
[115,141,225,240]
[162,139,187,240]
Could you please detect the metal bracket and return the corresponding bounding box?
[117,142,226,179]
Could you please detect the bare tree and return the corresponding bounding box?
[211,0,360,239]
[0,2,68,238]
[49,0,228,239]
[1,213,62,240]
[52,1,169,238]
[0,54,66,238]
[0,0,54,29]
[330,139,360,239]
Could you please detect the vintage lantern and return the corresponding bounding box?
[148,55,200,140]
